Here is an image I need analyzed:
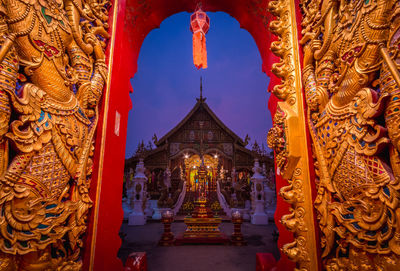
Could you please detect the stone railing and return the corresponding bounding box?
[172,181,187,215]
[216,181,231,218]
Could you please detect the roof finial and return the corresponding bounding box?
[197,76,206,103]
[200,76,203,100]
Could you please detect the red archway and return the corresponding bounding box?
[84,0,305,270]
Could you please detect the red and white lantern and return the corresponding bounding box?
[190,4,210,69]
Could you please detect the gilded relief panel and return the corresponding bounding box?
[0,0,111,268]
[300,0,400,269]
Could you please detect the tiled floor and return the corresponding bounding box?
[118,220,280,271]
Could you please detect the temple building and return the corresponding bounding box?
[125,81,273,212]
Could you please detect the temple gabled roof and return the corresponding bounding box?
[155,98,246,147]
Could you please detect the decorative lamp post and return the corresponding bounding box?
[128,158,147,226]
[250,159,269,225]
[190,3,210,69]
[231,210,246,246]
[158,210,175,246]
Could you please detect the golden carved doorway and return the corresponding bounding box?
[185,154,218,193]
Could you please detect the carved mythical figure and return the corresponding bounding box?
[0,0,109,268]
[301,0,400,269]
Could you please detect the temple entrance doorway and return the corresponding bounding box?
[186,154,217,193]
[118,9,278,271]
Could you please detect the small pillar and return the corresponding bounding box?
[128,158,147,226]
[231,211,246,246]
[158,210,175,246]
[251,159,269,225]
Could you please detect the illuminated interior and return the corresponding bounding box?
[185,154,217,192]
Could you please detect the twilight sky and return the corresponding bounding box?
[125,12,271,158]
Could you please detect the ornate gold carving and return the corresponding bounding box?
[280,176,304,205]
[267,104,301,179]
[267,108,289,174]
[278,168,310,266]
[0,0,110,268]
[267,0,319,270]
[301,0,400,269]
[281,206,307,232]
[282,236,310,264]
[268,0,297,105]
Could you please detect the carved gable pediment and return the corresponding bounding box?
[158,101,243,147]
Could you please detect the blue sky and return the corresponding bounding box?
[125,12,271,158]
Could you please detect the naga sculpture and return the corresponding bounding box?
[0,0,110,268]
[301,0,400,269]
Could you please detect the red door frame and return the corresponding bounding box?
[82,0,311,270]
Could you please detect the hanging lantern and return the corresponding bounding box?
[190,4,210,69]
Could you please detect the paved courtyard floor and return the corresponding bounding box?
[118,220,280,271]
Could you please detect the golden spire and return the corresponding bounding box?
[197,76,206,102]
[200,76,203,100]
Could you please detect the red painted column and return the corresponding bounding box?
[82,0,133,269]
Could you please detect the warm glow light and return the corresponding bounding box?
[190,5,210,69]
[193,166,196,169]
[184,154,189,159]
[207,166,210,169]
[214,154,218,158]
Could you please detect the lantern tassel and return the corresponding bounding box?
[190,4,209,70]
[193,31,207,69]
